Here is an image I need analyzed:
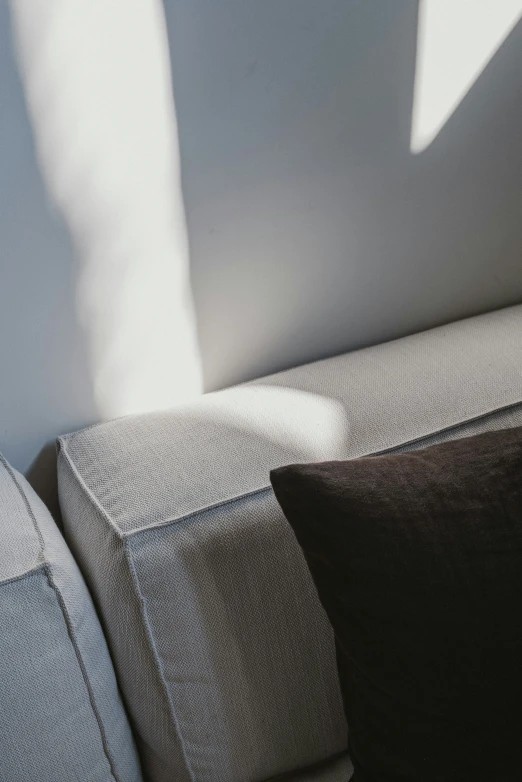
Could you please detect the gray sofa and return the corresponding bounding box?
[2,303,522,781]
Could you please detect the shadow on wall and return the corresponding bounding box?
[3,0,522,517]
[0,3,97,518]
[9,0,202,421]
[3,0,203,516]
[164,0,522,390]
[411,0,522,152]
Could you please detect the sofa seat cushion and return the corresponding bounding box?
[57,305,522,782]
[0,454,142,782]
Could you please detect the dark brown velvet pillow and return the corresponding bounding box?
[270,427,522,782]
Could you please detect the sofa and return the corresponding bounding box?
[1,303,522,781]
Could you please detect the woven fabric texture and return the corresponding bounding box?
[274,753,354,781]
[60,304,522,536]
[0,455,143,782]
[57,304,522,782]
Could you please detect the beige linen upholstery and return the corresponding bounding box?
[58,304,522,782]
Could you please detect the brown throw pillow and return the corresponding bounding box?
[270,427,522,782]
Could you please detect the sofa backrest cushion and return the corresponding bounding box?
[0,454,143,782]
[57,304,522,782]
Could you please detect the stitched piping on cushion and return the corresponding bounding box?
[57,442,124,539]
[370,398,522,456]
[0,454,120,782]
[53,302,522,448]
[43,564,120,782]
[0,564,47,587]
[123,397,522,538]
[122,536,194,782]
[124,483,275,539]
[0,454,47,552]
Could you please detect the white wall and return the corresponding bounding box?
[0,2,98,512]
[164,0,522,388]
[2,0,202,514]
[1,0,522,513]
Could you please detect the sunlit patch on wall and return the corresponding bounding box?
[10,0,202,418]
[411,0,522,153]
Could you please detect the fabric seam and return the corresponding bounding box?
[123,537,194,782]
[123,398,522,539]
[0,454,120,782]
[0,563,47,587]
[44,564,120,782]
[55,302,522,445]
[57,443,124,539]
[0,454,46,551]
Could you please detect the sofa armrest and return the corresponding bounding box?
[58,304,522,782]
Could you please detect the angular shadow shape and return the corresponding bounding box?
[164,1,522,390]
